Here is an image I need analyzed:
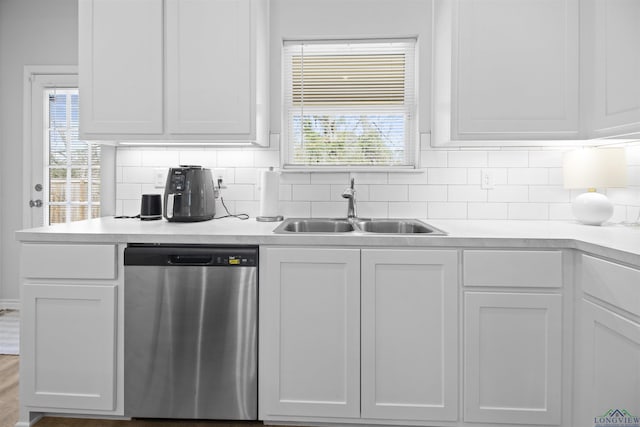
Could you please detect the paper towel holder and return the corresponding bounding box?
[256,167,284,222]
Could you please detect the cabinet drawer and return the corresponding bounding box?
[21,243,117,280]
[463,250,563,288]
[582,254,640,316]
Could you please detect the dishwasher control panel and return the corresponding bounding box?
[125,244,258,267]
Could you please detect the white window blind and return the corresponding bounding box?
[283,39,418,169]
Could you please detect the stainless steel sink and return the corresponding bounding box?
[273,218,354,233]
[353,219,446,235]
[273,218,446,235]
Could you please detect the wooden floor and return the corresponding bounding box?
[0,355,296,427]
[0,355,19,427]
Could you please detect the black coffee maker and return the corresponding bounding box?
[163,166,217,222]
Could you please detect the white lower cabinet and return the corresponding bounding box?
[19,243,123,422]
[259,247,361,418]
[579,301,640,425]
[21,283,117,411]
[577,254,640,426]
[361,249,458,421]
[464,292,563,425]
[259,246,459,424]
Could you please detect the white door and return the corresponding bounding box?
[259,247,360,419]
[25,71,102,228]
[361,249,458,421]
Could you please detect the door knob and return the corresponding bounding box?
[29,199,43,208]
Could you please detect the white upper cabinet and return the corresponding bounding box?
[78,0,164,135]
[433,0,640,146]
[79,0,269,145]
[455,0,579,141]
[586,0,640,139]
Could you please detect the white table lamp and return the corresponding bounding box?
[563,148,627,225]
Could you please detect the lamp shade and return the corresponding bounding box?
[563,148,627,189]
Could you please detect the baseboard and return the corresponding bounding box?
[0,299,20,311]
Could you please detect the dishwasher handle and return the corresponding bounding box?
[169,254,213,265]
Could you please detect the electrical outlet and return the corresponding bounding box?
[481,169,495,190]
[154,168,166,188]
[213,168,228,189]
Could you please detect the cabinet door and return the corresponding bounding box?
[589,0,640,137]
[578,301,640,426]
[166,0,252,136]
[259,247,360,419]
[21,283,117,411]
[78,0,163,136]
[454,0,579,140]
[464,292,562,425]
[361,249,458,421]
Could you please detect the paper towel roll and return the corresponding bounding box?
[258,168,280,218]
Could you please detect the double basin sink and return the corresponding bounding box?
[273,218,446,235]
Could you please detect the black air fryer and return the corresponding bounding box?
[163,166,216,222]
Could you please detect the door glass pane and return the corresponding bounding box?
[45,88,101,225]
[49,205,66,224]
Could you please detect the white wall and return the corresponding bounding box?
[0,0,78,303]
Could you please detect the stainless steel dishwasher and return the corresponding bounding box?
[124,244,258,420]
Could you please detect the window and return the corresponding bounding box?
[46,88,101,224]
[282,39,418,169]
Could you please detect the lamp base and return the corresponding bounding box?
[572,191,613,226]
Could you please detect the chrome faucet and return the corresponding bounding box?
[342,178,357,219]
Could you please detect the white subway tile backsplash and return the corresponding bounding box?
[409,185,447,202]
[280,201,311,217]
[388,202,428,218]
[292,184,331,201]
[508,203,548,220]
[117,149,142,166]
[352,172,388,184]
[488,151,528,167]
[218,150,254,167]
[178,150,217,167]
[528,186,571,203]
[488,186,529,203]
[421,149,448,168]
[122,167,155,184]
[508,168,548,185]
[311,172,350,185]
[141,150,180,167]
[235,168,261,184]
[548,203,573,221]
[448,150,487,167]
[221,184,255,200]
[280,172,311,185]
[388,172,428,185]
[548,168,564,185]
[357,202,389,218]
[448,185,487,202]
[253,150,280,168]
[529,150,564,167]
[428,168,467,184]
[468,203,508,219]
[115,146,639,222]
[311,202,345,218]
[428,202,467,219]
[370,185,409,202]
[117,183,142,200]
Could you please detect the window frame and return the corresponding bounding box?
[281,38,420,172]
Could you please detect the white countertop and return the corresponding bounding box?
[15,217,640,267]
